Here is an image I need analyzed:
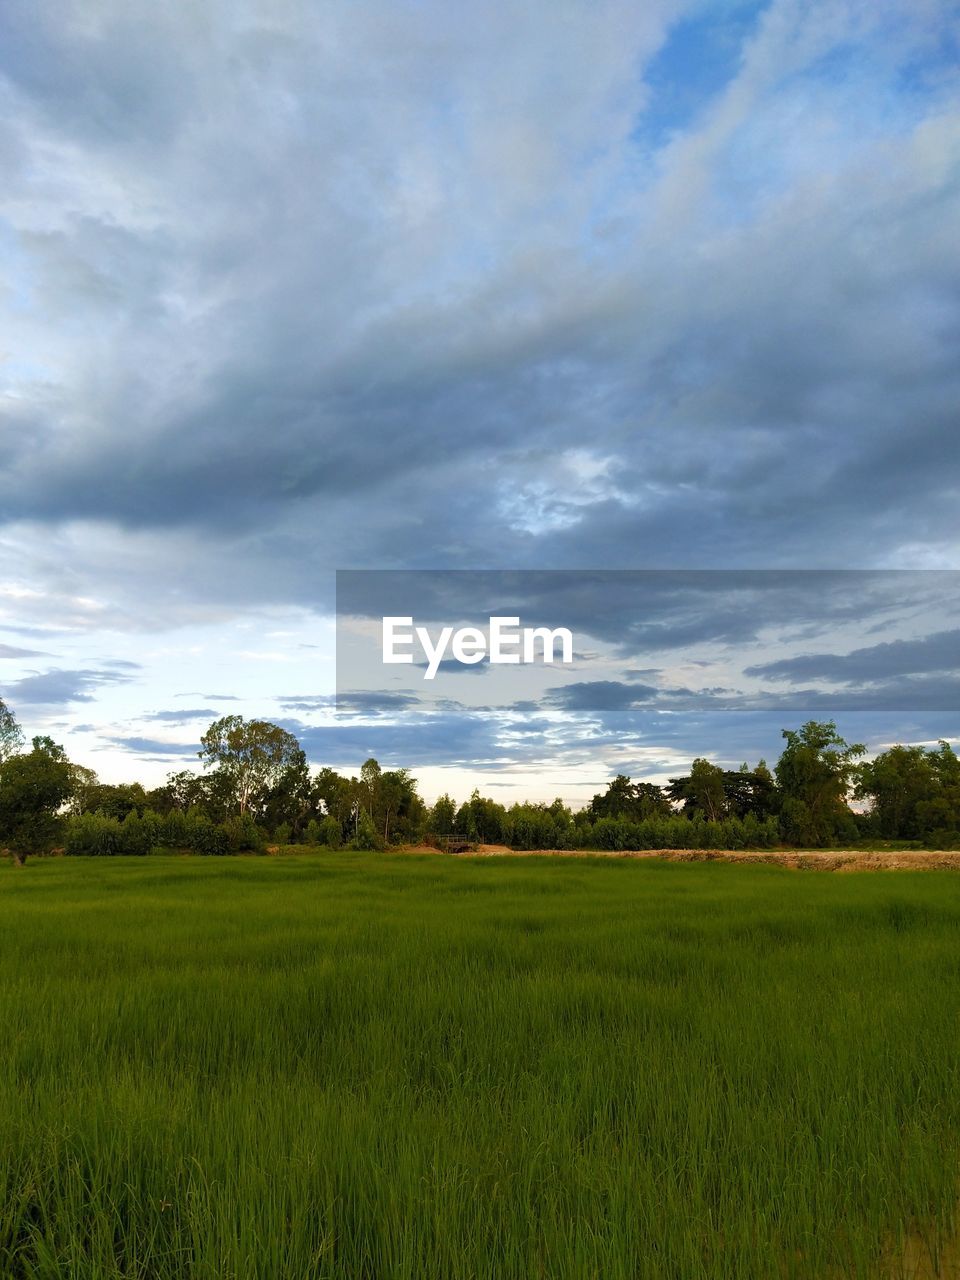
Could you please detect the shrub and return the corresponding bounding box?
[318,815,342,848]
[349,809,381,850]
[223,813,266,853]
[65,813,123,856]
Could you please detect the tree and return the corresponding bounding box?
[430,794,456,835]
[855,744,937,840]
[360,758,382,821]
[81,780,148,821]
[776,721,864,847]
[668,759,781,821]
[588,775,670,822]
[742,759,780,820]
[857,741,960,844]
[459,789,507,843]
[148,769,210,815]
[66,764,99,816]
[0,736,74,865]
[259,748,313,838]
[667,758,727,821]
[379,768,423,844]
[198,716,301,816]
[312,767,353,831]
[0,697,24,764]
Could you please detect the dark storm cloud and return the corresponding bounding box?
[547,681,663,711]
[0,0,957,612]
[546,674,960,715]
[1,1,958,783]
[746,629,960,685]
[337,571,957,653]
[285,712,537,770]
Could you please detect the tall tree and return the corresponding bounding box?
[856,744,937,839]
[0,736,74,866]
[379,768,423,844]
[312,767,353,833]
[667,758,728,821]
[430,794,456,835]
[66,764,99,816]
[858,741,960,843]
[669,760,780,820]
[0,697,24,765]
[776,721,864,846]
[260,748,313,837]
[198,716,301,816]
[589,775,670,822]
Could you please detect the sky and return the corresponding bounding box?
[0,0,958,802]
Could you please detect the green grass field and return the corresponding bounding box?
[2,853,960,1279]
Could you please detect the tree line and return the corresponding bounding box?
[1,699,959,864]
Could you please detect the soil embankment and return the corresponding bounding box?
[466,845,960,871]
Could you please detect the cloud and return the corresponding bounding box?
[0,642,48,658]
[278,691,422,715]
[745,629,960,685]
[0,0,957,782]
[4,666,136,706]
[413,658,490,677]
[0,1,955,594]
[141,707,220,723]
[546,681,662,711]
[106,736,198,757]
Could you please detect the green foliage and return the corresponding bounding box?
[317,814,342,848]
[581,812,779,852]
[63,808,230,857]
[0,697,24,765]
[430,794,456,835]
[16,716,960,860]
[259,751,312,838]
[65,813,123,857]
[312,767,354,829]
[198,716,302,816]
[668,759,780,821]
[223,813,266,853]
[857,741,960,846]
[776,721,865,846]
[349,807,381,850]
[78,781,149,821]
[0,736,73,864]
[65,764,99,816]
[588,775,671,822]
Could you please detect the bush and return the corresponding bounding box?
[119,810,155,856]
[181,810,229,855]
[65,813,123,856]
[318,815,342,848]
[223,813,266,853]
[349,809,381,850]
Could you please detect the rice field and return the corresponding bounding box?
[2,852,960,1279]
